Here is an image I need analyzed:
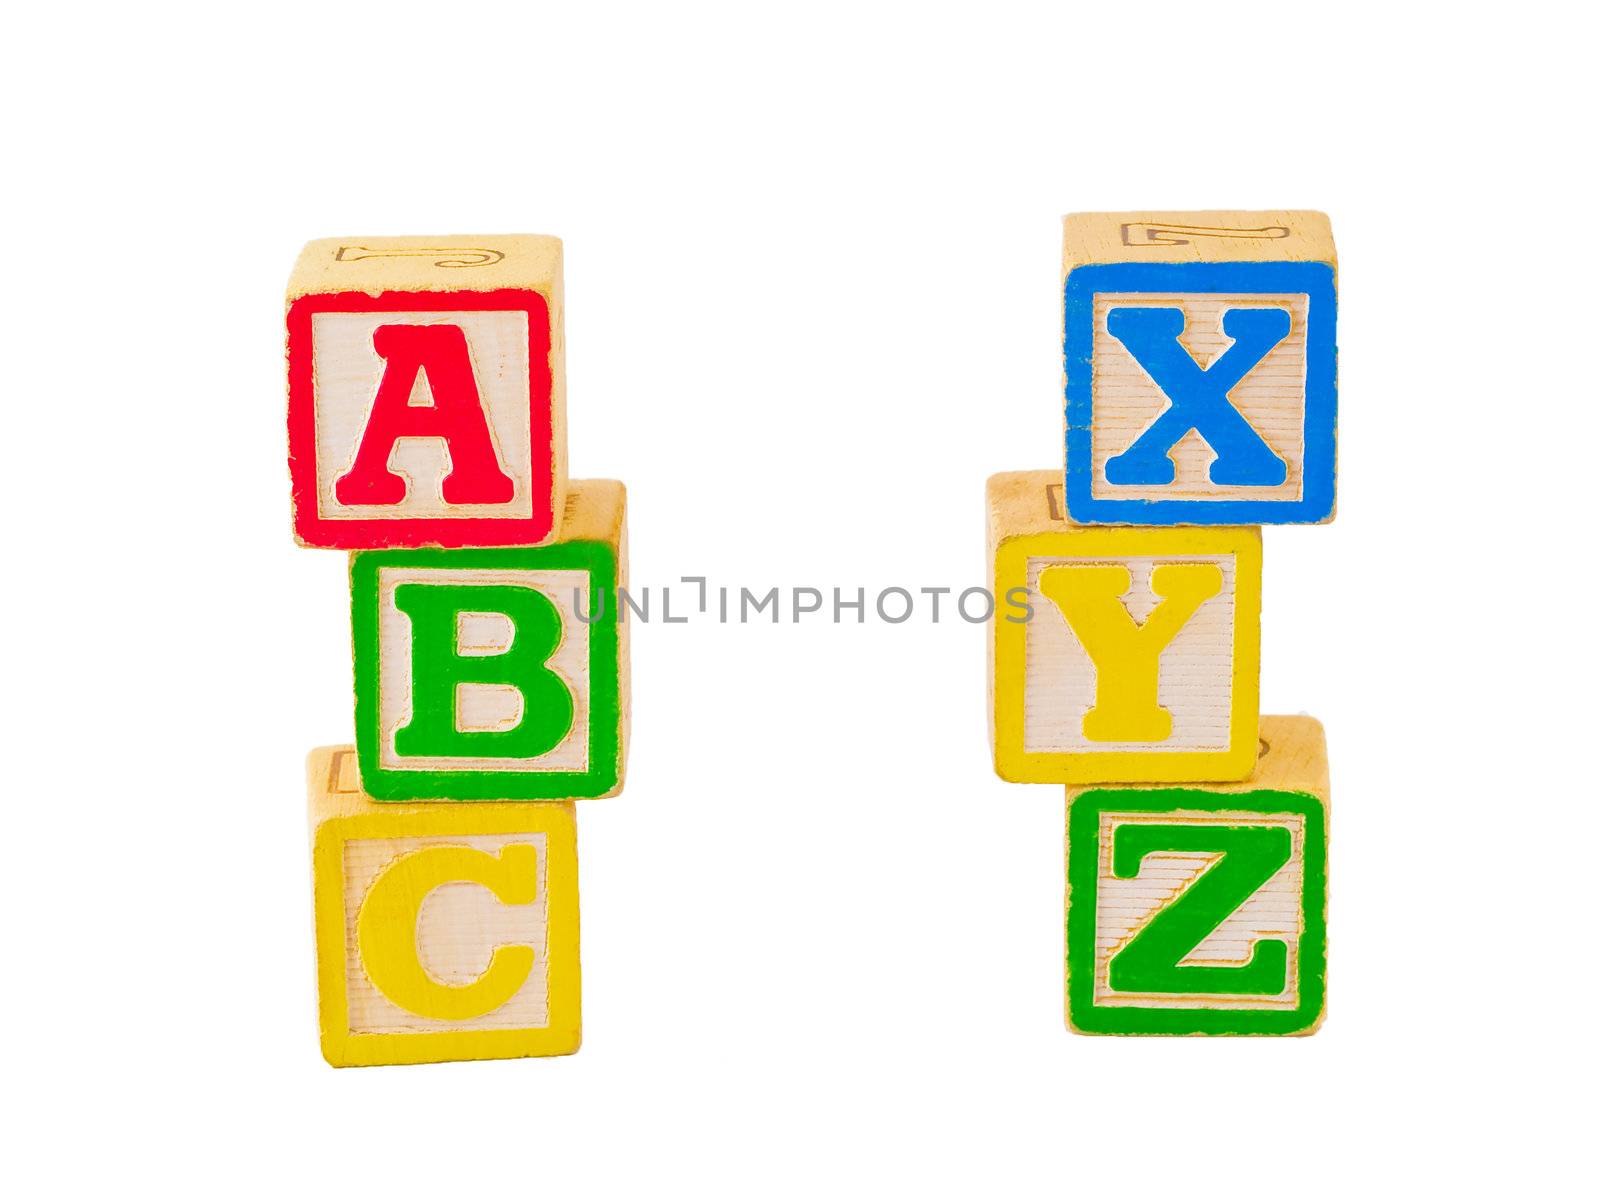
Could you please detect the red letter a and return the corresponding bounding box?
[335,324,515,505]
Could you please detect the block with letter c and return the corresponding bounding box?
[309,746,581,1067]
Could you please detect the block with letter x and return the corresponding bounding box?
[308,746,581,1066]
[1065,715,1329,1036]
[988,471,1260,783]
[286,234,566,549]
[351,479,628,800]
[1062,211,1337,525]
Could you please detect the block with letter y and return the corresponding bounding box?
[988,471,1260,783]
[351,479,628,800]
[1062,210,1337,525]
[1065,715,1330,1036]
[286,233,567,549]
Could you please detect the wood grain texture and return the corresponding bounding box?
[987,470,1260,783]
[1064,715,1330,1036]
[1086,290,1311,503]
[286,234,567,549]
[308,746,581,1067]
[1088,807,1306,1012]
[310,308,538,521]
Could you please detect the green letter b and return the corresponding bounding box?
[393,583,575,760]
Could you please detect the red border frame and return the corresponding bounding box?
[287,288,556,549]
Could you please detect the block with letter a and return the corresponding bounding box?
[286,234,566,549]
[1062,211,1338,525]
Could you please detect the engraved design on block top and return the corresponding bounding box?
[1045,483,1067,522]
[328,749,361,795]
[1094,810,1304,1011]
[335,245,506,268]
[1120,222,1290,247]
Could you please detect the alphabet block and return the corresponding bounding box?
[1062,211,1337,525]
[351,478,628,800]
[309,746,581,1066]
[988,470,1260,783]
[1064,715,1329,1036]
[286,234,566,549]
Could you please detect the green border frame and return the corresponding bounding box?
[351,542,621,800]
[1066,788,1327,1035]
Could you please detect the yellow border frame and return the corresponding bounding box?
[313,802,581,1066]
[992,526,1261,783]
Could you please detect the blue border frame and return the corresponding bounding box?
[1064,261,1336,525]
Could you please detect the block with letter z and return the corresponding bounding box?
[1064,715,1330,1036]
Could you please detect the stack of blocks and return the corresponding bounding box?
[286,236,628,1065]
[987,212,1336,1036]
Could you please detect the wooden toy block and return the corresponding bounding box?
[309,746,581,1066]
[988,470,1260,783]
[351,478,628,801]
[286,234,566,549]
[1064,715,1329,1036]
[1062,210,1337,526]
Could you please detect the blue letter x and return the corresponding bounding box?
[1104,307,1290,486]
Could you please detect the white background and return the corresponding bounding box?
[6,3,1594,1195]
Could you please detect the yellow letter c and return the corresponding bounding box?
[357,844,538,1021]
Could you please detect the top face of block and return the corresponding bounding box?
[1064,714,1328,802]
[286,235,566,550]
[1062,212,1337,526]
[1063,211,1336,267]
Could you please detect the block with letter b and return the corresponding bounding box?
[286,234,566,549]
[352,479,628,800]
[1064,715,1329,1036]
[1062,211,1337,525]
[309,747,581,1066]
[988,471,1260,783]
